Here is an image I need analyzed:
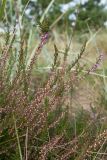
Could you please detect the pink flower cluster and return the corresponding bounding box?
[87,53,103,74]
[39,32,50,49]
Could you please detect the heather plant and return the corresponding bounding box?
[0,1,107,160]
[0,20,107,160]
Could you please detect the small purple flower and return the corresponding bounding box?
[40,32,50,47]
[41,32,49,42]
[37,32,50,51]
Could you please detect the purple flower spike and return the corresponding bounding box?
[37,32,50,51]
[87,53,104,74]
[40,32,50,47]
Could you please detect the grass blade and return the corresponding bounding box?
[13,114,23,160]
[0,0,7,20]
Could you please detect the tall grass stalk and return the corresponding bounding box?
[13,114,23,160]
[0,0,7,20]
[40,0,55,23]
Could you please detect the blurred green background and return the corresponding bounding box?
[0,0,107,32]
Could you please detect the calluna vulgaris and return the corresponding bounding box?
[0,22,106,160]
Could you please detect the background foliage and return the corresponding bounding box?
[0,0,107,31]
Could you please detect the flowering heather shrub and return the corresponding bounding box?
[0,23,106,160]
